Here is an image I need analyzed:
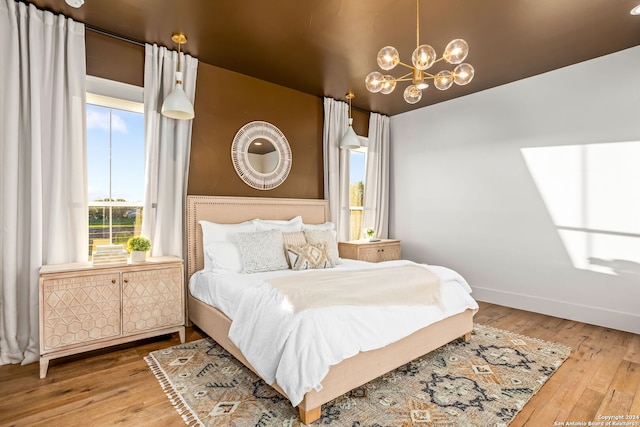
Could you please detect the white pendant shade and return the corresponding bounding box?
[161,80,194,120]
[340,118,361,149]
[65,0,84,7]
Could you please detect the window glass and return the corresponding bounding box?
[87,94,144,258]
[349,146,367,240]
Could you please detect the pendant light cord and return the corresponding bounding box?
[177,40,182,75]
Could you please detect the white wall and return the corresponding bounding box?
[390,46,640,334]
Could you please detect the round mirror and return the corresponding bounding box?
[247,138,278,174]
[231,121,292,190]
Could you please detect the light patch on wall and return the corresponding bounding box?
[522,141,640,276]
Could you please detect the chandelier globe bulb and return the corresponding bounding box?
[380,76,397,94]
[412,44,436,70]
[433,70,454,90]
[377,46,400,70]
[403,85,422,104]
[365,71,385,93]
[443,39,469,65]
[453,63,475,85]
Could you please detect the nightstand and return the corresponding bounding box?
[38,256,185,378]
[338,239,401,262]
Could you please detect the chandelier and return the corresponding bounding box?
[365,0,474,104]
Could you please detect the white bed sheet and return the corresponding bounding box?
[188,259,478,407]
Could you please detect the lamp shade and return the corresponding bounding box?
[161,81,194,120]
[65,0,84,7]
[340,119,361,149]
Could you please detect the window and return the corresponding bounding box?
[86,77,144,258]
[348,140,367,240]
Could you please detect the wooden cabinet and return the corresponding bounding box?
[39,256,185,378]
[338,239,401,262]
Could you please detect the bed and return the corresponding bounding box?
[185,195,478,424]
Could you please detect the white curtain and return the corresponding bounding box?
[142,44,198,258]
[323,97,351,242]
[0,0,87,365]
[363,113,391,238]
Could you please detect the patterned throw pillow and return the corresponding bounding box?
[282,231,306,248]
[236,230,289,273]
[286,243,335,271]
[282,232,307,267]
[303,229,340,265]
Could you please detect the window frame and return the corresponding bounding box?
[86,76,145,256]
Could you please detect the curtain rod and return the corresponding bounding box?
[14,1,145,47]
[86,26,145,47]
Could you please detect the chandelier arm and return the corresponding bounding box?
[394,77,415,83]
[396,60,416,70]
[397,71,414,80]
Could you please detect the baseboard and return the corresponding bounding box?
[472,285,640,335]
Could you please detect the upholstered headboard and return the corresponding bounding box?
[186,196,329,278]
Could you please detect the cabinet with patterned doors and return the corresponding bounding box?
[39,256,185,378]
[338,239,401,263]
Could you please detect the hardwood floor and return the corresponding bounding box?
[0,302,638,426]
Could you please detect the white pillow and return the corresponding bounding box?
[237,230,290,273]
[303,221,337,242]
[204,242,242,273]
[200,220,257,244]
[302,221,336,231]
[254,216,303,232]
[199,220,257,271]
[303,229,340,265]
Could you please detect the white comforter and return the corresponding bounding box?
[189,259,478,407]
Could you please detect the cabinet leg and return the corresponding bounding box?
[39,358,50,379]
[178,327,185,344]
[462,332,472,342]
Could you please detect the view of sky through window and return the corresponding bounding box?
[350,151,365,185]
[87,103,145,203]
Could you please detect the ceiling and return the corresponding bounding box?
[25,0,640,116]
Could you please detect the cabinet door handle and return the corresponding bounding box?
[111,279,116,284]
[124,279,128,284]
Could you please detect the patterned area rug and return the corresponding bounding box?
[145,324,570,426]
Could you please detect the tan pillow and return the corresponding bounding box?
[286,243,334,271]
[303,229,339,265]
[282,232,306,267]
[282,231,306,247]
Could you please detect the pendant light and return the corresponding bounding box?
[339,92,360,149]
[161,33,195,120]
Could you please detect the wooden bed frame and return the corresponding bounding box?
[186,195,476,424]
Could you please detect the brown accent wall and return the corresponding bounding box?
[86,31,144,87]
[85,32,370,201]
[188,64,323,199]
[351,109,369,138]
